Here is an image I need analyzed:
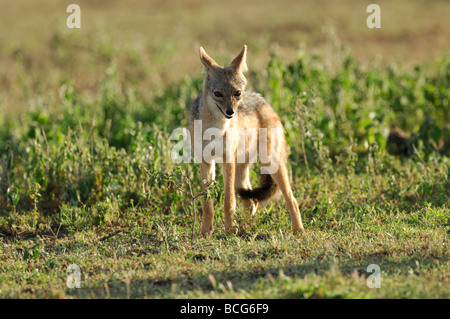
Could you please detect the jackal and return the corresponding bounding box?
[189,45,304,235]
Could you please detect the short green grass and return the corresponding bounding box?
[0,1,449,299]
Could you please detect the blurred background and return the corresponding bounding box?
[0,1,448,299]
[1,0,449,115]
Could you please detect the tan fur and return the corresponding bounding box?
[189,45,305,235]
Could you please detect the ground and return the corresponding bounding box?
[0,0,448,299]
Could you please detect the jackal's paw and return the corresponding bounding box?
[200,226,214,236]
[248,204,258,216]
[224,222,235,234]
[292,227,306,236]
[225,227,236,235]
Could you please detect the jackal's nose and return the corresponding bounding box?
[226,109,234,116]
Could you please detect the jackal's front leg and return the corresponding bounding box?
[222,162,236,233]
[200,161,215,236]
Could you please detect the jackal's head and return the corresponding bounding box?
[199,45,248,119]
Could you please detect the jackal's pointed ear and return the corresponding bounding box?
[199,47,220,73]
[230,45,248,73]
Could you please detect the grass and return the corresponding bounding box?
[0,0,449,299]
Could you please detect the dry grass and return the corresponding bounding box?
[2,1,449,59]
[0,1,449,113]
[0,0,449,300]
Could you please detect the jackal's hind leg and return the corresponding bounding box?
[270,162,304,233]
[235,163,258,216]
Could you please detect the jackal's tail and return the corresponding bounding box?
[237,174,279,204]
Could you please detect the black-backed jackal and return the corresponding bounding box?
[189,45,304,235]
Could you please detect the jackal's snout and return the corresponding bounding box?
[225,108,234,117]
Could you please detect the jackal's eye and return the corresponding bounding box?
[213,91,223,98]
[234,91,241,97]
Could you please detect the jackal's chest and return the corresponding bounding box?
[191,124,260,164]
[198,127,237,163]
